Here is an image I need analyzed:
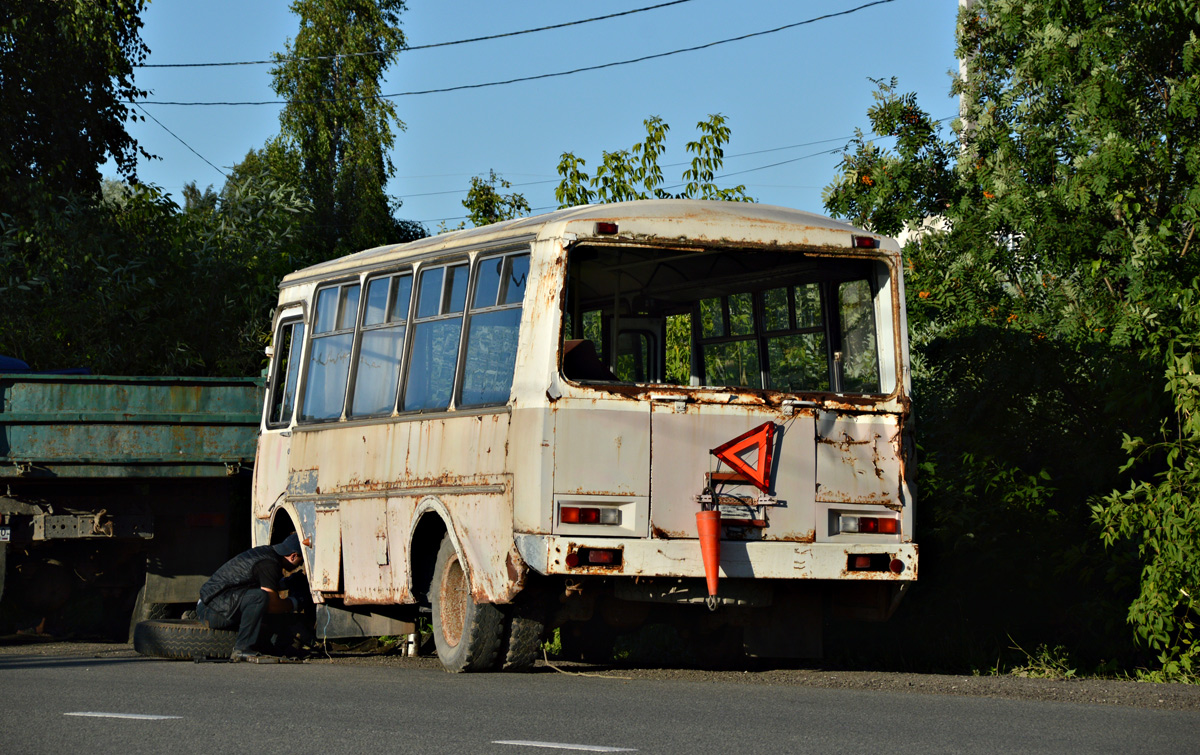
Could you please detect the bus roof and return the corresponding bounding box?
[280,199,895,288]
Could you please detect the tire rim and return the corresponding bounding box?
[439,552,467,648]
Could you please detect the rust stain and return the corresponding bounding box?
[767,529,816,543]
[505,551,520,583]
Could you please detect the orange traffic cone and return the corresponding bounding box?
[696,509,722,598]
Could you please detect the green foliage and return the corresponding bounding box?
[182,182,219,214]
[555,115,753,207]
[823,1,1200,678]
[271,0,411,256]
[459,170,531,228]
[0,0,150,215]
[1095,280,1200,682]
[0,174,311,376]
[821,78,956,236]
[991,642,1079,680]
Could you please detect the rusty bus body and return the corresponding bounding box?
[254,199,917,671]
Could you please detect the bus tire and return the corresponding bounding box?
[430,536,503,672]
[496,604,545,672]
[133,619,236,660]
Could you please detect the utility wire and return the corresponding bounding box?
[136,0,697,68]
[408,114,950,206]
[132,103,228,179]
[132,0,900,106]
[397,135,862,199]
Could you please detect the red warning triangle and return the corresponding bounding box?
[711,421,778,493]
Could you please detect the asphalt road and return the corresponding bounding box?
[1,644,1197,754]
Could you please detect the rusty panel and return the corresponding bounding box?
[312,503,342,592]
[339,497,396,604]
[253,432,293,522]
[814,413,900,505]
[552,401,649,497]
[451,492,519,603]
[290,412,510,495]
[649,406,816,542]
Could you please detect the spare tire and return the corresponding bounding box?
[133,620,235,660]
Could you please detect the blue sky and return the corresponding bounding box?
[113,0,960,229]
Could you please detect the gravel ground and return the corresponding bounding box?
[4,636,1198,712]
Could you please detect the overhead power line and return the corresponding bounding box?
[132,0,900,106]
[410,114,955,221]
[132,103,228,179]
[395,135,866,199]
[136,0,697,69]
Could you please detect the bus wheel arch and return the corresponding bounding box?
[409,504,452,608]
[267,505,301,548]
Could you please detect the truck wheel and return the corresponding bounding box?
[133,620,235,660]
[430,535,502,672]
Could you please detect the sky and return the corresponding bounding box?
[111,0,962,230]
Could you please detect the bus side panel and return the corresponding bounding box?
[290,415,509,494]
[289,414,518,604]
[510,405,555,536]
[340,496,396,605]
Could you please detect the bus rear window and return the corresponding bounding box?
[562,246,886,395]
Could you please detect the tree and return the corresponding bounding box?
[555,114,753,207]
[0,0,150,214]
[270,0,409,256]
[0,172,311,376]
[823,1,1200,678]
[181,182,218,214]
[454,170,531,228]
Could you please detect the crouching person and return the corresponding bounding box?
[196,533,307,661]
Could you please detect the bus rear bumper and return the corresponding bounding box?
[515,534,918,582]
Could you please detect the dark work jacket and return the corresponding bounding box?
[199,545,281,614]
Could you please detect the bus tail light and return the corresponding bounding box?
[560,506,621,525]
[839,515,899,534]
[847,553,892,572]
[565,548,623,568]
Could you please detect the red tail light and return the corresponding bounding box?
[559,506,621,525]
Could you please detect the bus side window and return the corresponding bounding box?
[403,262,468,412]
[837,279,880,393]
[301,282,360,421]
[267,319,305,427]
[460,252,529,406]
[350,272,412,416]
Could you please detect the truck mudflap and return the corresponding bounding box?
[515,533,917,582]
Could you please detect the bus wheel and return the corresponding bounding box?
[495,595,546,672]
[430,535,502,672]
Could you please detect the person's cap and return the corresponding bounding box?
[273,533,302,556]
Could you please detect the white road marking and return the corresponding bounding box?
[493,741,636,752]
[65,712,181,720]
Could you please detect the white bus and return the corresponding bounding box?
[253,199,917,671]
